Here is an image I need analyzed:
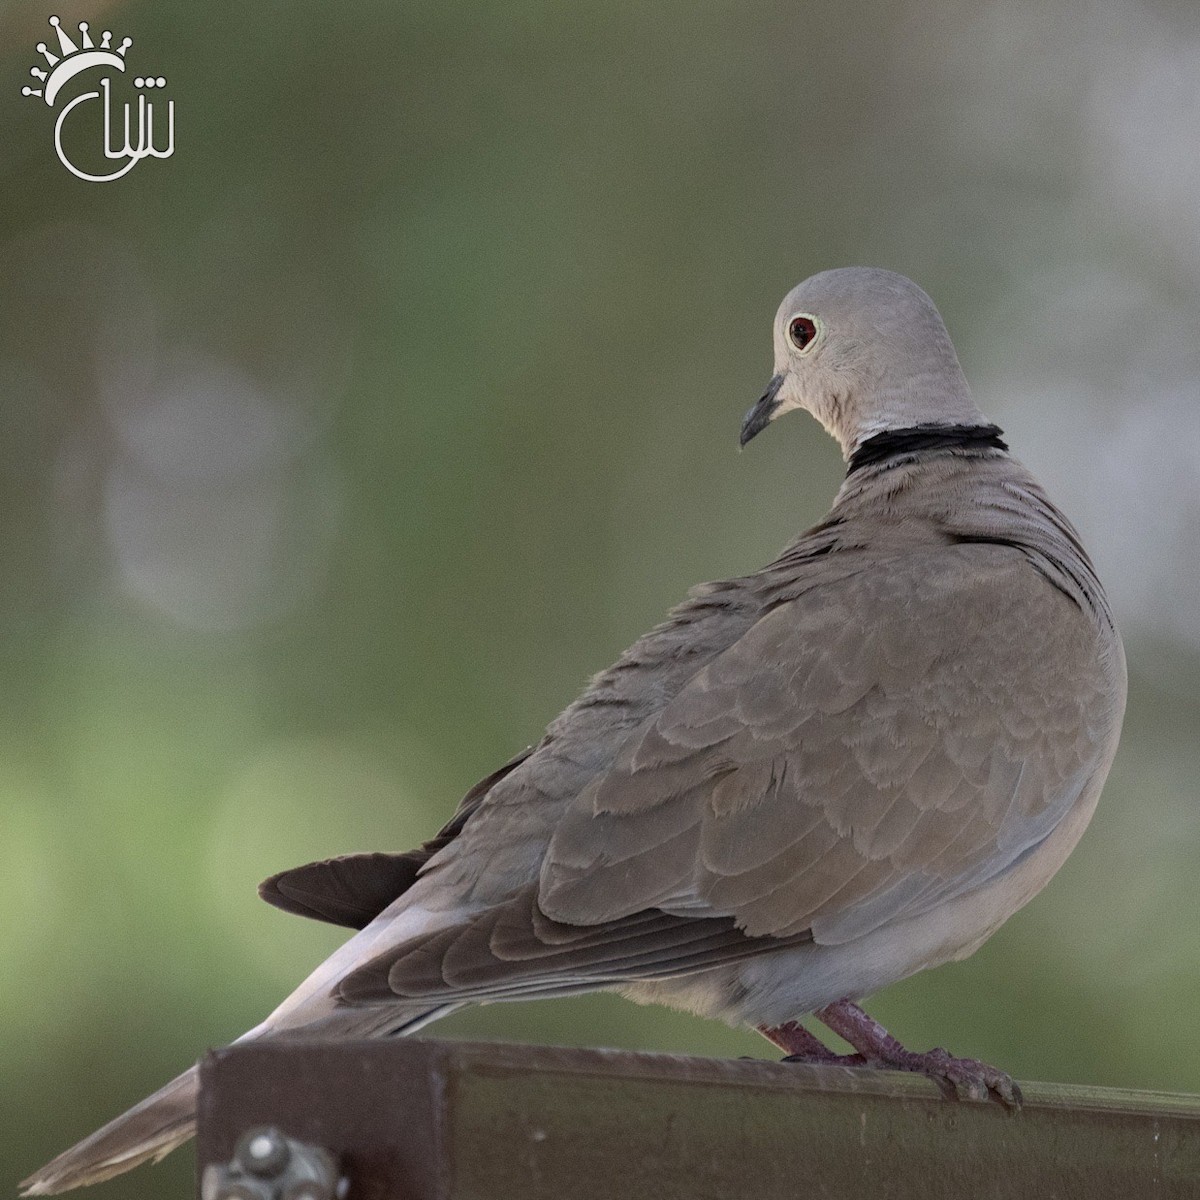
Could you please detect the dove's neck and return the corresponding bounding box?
[845,423,1007,475]
[828,362,985,461]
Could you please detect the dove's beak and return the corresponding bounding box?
[739,374,785,447]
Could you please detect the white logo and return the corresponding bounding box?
[22,15,175,182]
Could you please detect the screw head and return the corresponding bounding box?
[235,1126,291,1178]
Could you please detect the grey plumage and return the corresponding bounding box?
[22,268,1125,1194]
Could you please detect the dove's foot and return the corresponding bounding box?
[813,998,1023,1107]
[889,1045,1023,1106]
[756,1020,866,1065]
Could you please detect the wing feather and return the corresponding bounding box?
[540,544,1114,944]
[337,884,809,1005]
[337,542,1117,1008]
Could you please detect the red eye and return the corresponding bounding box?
[789,315,818,350]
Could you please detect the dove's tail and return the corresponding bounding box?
[19,1005,450,1196]
[19,1066,199,1196]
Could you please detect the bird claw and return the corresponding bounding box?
[892,1047,1023,1108]
[812,1000,1024,1109]
[778,1044,1022,1105]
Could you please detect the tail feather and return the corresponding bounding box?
[19,1002,453,1196]
[20,1067,198,1196]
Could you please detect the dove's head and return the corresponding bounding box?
[740,267,985,458]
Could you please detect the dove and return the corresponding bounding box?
[22,267,1126,1194]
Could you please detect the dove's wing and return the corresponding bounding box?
[541,541,1119,942]
[337,883,813,1004]
[337,539,1120,1006]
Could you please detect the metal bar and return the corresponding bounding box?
[197,1038,1200,1198]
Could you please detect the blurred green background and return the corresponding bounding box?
[3,0,1200,1194]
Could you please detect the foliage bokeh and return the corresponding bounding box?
[2,1,1200,1195]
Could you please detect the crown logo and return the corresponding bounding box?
[21,13,174,182]
[22,15,131,107]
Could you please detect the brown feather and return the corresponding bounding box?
[337,885,811,1004]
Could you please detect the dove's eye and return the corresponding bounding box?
[789,315,819,352]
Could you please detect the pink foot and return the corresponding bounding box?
[756,1020,866,1066]
[814,999,1023,1107]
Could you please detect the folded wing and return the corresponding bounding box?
[337,542,1116,1007]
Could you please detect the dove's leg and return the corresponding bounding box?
[814,999,1023,1107]
[756,1020,866,1065]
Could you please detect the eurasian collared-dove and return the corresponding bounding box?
[23,267,1126,1194]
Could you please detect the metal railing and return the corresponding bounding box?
[198,1037,1200,1198]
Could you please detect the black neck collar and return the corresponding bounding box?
[847,423,1008,476]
